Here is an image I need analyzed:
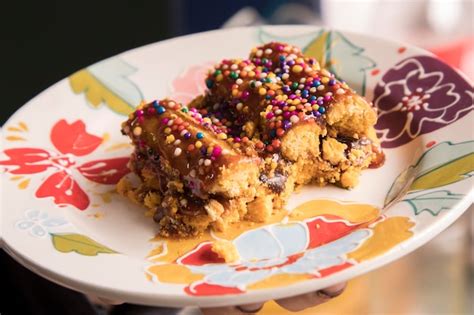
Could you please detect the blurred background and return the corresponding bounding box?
[1,0,473,314]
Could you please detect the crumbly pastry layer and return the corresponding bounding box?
[118,42,385,238]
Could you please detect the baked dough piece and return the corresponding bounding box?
[119,42,384,238]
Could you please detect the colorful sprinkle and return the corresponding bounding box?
[290,115,300,123]
[336,88,345,95]
[292,65,303,73]
[135,43,350,157]
[133,126,142,136]
[212,145,223,157]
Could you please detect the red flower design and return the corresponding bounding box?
[179,243,225,266]
[184,283,244,296]
[77,157,131,185]
[51,120,103,156]
[0,119,130,210]
[0,148,53,174]
[35,171,90,210]
[184,282,245,296]
[306,216,360,249]
[176,215,367,296]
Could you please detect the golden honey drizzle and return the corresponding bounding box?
[148,199,381,264]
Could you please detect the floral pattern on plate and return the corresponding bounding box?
[385,140,474,208]
[374,55,473,148]
[145,200,414,296]
[69,58,143,116]
[0,119,130,210]
[258,28,376,95]
[169,61,216,105]
[16,209,68,238]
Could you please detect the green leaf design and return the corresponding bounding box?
[69,58,143,116]
[403,190,464,216]
[385,141,474,207]
[303,31,329,66]
[305,31,376,96]
[258,28,323,53]
[258,28,376,96]
[384,165,417,208]
[410,153,474,190]
[51,233,117,256]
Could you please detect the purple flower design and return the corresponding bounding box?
[373,55,473,148]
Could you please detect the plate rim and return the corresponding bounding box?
[2,191,472,307]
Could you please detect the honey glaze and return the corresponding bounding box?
[148,199,381,264]
[369,144,386,168]
[125,99,258,191]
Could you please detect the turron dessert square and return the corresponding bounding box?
[118,42,384,238]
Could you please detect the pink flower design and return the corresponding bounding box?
[0,119,130,210]
[169,62,215,104]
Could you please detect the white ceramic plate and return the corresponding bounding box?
[1,26,473,307]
